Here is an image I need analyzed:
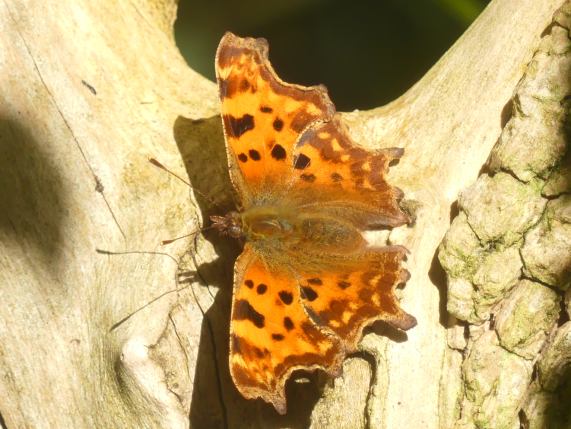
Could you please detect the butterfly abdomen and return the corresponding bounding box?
[296,215,365,253]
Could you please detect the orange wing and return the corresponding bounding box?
[229,245,344,414]
[295,247,417,352]
[216,33,408,228]
[287,116,409,228]
[215,32,335,206]
[217,33,415,415]
[229,245,416,414]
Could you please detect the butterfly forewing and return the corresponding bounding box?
[215,32,335,202]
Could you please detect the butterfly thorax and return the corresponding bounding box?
[210,207,294,241]
[240,206,294,240]
[212,205,367,258]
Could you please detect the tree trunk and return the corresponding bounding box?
[0,1,568,428]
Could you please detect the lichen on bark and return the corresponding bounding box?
[438,3,571,428]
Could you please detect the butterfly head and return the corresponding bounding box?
[210,212,243,238]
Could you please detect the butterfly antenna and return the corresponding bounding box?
[149,157,191,186]
[161,225,216,245]
[95,248,194,331]
[148,157,223,210]
[108,283,192,331]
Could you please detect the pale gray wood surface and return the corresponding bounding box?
[0,1,566,428]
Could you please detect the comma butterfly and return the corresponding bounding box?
[211,32,416,414]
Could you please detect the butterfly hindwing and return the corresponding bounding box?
[229,245,344,414]
[296,247,417,352]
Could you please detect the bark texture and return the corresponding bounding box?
[439,5,571,428]
[0,1,567,428]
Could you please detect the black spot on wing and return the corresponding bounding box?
[273,118,284,132]
[260,105,273,113]
[301,286,318,302]
[278,291,293,305]
[249,149,261,161]
[307,278,322,285]
[283,317,294,331]
[234,299,265,328]
[300,173,316,183]
[244,279,254,289]
[294,153,311,170]
[272,333,285,341]
[256,283,267,295]
[337,280,351,289]
[224,114,254,138]
[271,144,286,160]
[238,153,248,163]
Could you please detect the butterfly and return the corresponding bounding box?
[210,32,416,415]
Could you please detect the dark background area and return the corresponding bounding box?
[175,0,490,111]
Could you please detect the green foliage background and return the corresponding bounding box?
[175,0,489,111]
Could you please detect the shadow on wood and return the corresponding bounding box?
[0,118,68,274]
[173,115,328,427]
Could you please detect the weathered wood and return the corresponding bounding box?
[0,0,566,428]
